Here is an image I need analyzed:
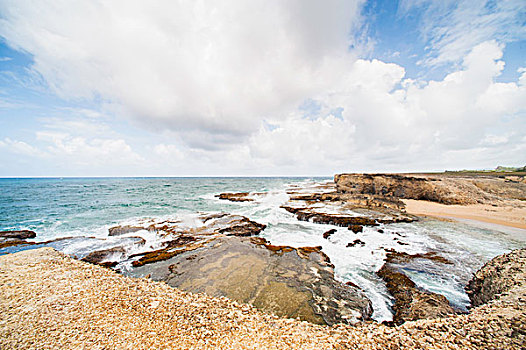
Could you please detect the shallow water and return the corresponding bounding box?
[1,177,524,321]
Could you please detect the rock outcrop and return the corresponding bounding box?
[335,172,526,205]
[281,204,415,230]
[0,230,37,249]
[216,192,254,202]
[335,173,469,205]
[466,248,526,308]
[0,230,36,240]
[130,235,372,325]
[377,250,456,325]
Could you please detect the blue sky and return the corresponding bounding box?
[0,0,525,176]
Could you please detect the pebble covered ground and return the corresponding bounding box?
[1,248,524,349]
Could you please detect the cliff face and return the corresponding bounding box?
[334,173,526,205]
[335,173,451,202]
[466,248,526,308]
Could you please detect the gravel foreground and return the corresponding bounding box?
[1,248,524,349]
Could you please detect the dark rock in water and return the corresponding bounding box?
[382,250,453,265]
[281,205,415,231]
[0,230,36,240]
[164,235,196,248]
[348,225,363,233]
[323,229,337,239]
[130,240,209,267]
[466,248,526,308]
[201,213,229,222]
[216,192,254,202]
[377,250,456,325]
[347,239,365,248]
[0,239,35,249]
[281,206,378,227]
[128,236,372,326]
[108,225,146,236]
[81,246,126,266]
[217,217,266,236]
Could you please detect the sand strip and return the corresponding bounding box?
[403,199,526,230]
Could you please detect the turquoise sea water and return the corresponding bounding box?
[0,177,306,240]
[1,177,524,321]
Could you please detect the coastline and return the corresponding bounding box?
[402,199,526,231]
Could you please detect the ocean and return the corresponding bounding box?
[1,177,524,321]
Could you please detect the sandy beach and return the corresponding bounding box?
[403,199,526,230]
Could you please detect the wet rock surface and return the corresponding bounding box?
[281,204,415,229]
[377,250,456,325]
[0,230,37,249]
[129,235,372,325]
[0,230,37,240]
[466,248,526,308]
[108,225,147,236]
[216,192,255,202]
[8,212,370,326]
[81,247,127,267]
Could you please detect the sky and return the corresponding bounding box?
[0,0,525,177]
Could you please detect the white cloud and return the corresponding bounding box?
[0,2,524,175]
[0,0,364,136]
[399,0,526,66]
[247,41,526,173]
[35,131,143,167]
[0,137,47,157]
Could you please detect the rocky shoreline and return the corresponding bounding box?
[1,172,525,348]
[1,247,524,349]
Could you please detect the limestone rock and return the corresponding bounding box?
[466,248,526,307]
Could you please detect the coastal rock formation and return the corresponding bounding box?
[323,229,337,239]
[0,230,37,249]
[81,246,127,267]
[281,204,415,229]
[0,230,36,240]
[216,192,254,202]
[31,212,369,325]
[377,250,456,324]
[335,173,469,205]
[335,172,526,205]
[466,248,526,307]
[129,236,372,325]
[108,225,146,236]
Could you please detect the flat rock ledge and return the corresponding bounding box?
[1,248,525,349]
[129,236,372,326]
